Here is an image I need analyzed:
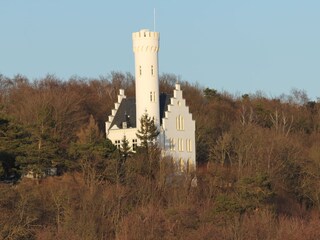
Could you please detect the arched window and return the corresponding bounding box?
[177,138,184,152]
[187,159,194,173]
[176,115,184,131]
[186,139,192,152]
[179,158,184,172]
[180,115,184,130]
[176,116,179,130]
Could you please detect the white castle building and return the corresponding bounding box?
[106,29,196,171]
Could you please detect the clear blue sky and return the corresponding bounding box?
[1,1,319,100]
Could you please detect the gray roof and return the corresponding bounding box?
[110,97,136,129]
[160,93,171,124]
[109,93,171,129]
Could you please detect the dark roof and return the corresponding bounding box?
[110,93,171,129]
[110,97,136,129]
[160,93,171,124]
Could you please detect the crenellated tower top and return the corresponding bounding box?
[132,29,159,53]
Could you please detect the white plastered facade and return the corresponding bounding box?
[105,89,138,150]
[133,29,160,129]
[106,29,196,172]
[159,84,196,171]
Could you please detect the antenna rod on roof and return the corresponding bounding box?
[154,8,156,32]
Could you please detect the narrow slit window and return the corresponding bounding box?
[186,139,189,152]
[139,66,142,76]
[149,92,156,102]
[180,158,184,172]
[176,115,184,131]
[176,116,179,130]
[173,138,176,151]
[181,139,184,151]
[151,65,154,75]
[186,139,192,152]
[179,116,184,130]
[178,138,184,152]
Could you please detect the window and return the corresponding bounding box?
[115,140,121,149]
[178,138,184,152]
[179,158,185,172]
[187,159,190,173]
[150,91,156,102]
[187,159,194,173]
[180,115,184,130]
[132,139,137,152]
[151,65,154,75]
[186,139,192,152]
[181,139,184,151]
[169,138,175,151]
[176,115,184,131]
[176,116,179,130]
[139,66,142,76]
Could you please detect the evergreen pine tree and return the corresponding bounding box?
[136,112,160,150]
[118,135,131,183]
[68,115,116,187]
[120,135,131,159]
[136,112,160,180]
[0,113,30,178]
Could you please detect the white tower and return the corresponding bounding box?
[132,29,160,129]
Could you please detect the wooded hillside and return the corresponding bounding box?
[1,73,320,239]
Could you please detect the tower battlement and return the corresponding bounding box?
[132,29,159,53]
[132,29,159,39]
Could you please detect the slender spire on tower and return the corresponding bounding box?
[154,8,156,32]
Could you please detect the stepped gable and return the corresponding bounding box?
[110,97,136,129]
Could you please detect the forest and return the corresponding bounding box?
[1,72,320,239]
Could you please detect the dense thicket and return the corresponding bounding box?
[1,72,320,239]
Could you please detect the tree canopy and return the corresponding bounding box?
[1,72,320,239]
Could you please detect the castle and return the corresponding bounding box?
[106,29,196,171]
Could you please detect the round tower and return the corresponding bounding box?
[132,29,160,129]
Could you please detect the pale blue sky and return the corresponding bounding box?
[0,1,319,100]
